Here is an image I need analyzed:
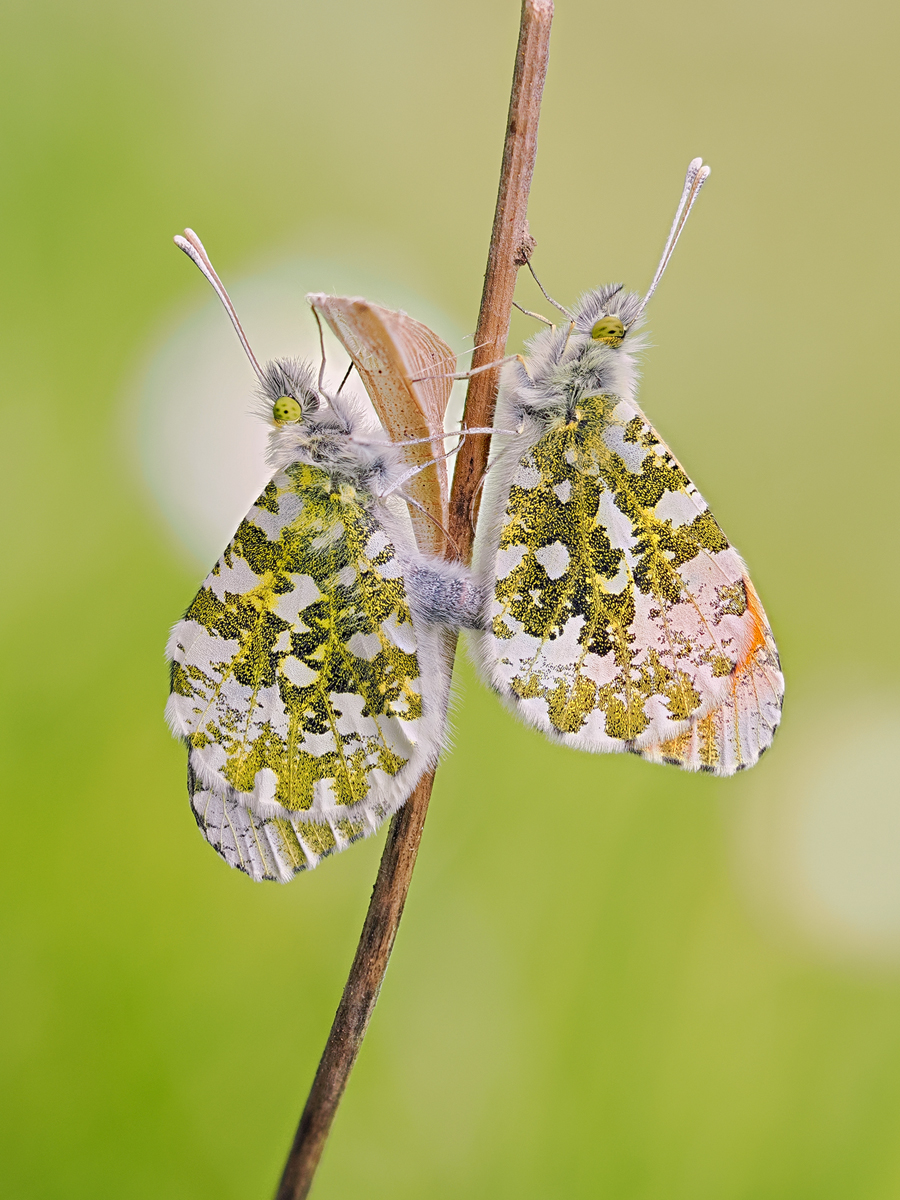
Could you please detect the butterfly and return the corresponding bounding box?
[165,231,483,881]
[471,159,784,775]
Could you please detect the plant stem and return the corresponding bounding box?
[274,4,552,1196]
[448,0,552,549]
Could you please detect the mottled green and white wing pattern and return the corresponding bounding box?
[475,394,783,775]
[166,463,444,881]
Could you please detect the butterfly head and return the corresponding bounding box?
[590,314,626,347]
[259,358,321,425]
[273,396,303,423]
[575,284,644,347]
[574,157,713,349]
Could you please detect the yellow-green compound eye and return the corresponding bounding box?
[590,315,626,347]
[272,396,303,424]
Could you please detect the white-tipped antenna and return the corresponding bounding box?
[635,157,711,319]
[174,229,265,384]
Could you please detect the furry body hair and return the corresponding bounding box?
[498,288,645,431]
[263,359,486,625]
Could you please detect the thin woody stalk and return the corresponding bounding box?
[274,4,553,1197]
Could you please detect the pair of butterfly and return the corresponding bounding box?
[165,159,784,883]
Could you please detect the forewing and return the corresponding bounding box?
[308,294,453,553]
[484,395,783,774]
[166,465,434,878]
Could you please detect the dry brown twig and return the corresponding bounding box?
[274,4,554,1196]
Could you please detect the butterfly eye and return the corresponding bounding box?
[590,315,625,346]
[273,396,303,424]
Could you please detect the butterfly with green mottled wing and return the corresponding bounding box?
[165,231,483,882]
[471,159,784,775]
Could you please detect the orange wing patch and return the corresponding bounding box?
[640,575,783,774]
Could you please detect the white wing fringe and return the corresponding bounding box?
[638,629,783,775]
[188,770,373,883]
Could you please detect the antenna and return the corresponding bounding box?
[173,229,265,384]
[635,157,711,320]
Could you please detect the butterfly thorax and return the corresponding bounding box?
[268,406,396,496]
[504,288,646,431]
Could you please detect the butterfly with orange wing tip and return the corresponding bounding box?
[471,159,783,774]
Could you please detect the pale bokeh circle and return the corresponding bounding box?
[735,688,900,967]
[131,257,464,568]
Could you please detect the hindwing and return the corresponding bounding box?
[479,393,783,774]
[166,463,440,879]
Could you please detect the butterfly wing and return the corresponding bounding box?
[474,394,783,775]
[183,764,367,883]
[308,294,454,554]
[166,465,445,880]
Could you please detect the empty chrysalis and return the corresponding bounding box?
[165,230,484,882]
[471,159,784,774]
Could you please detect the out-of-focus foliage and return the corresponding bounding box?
[1,2,899,1197]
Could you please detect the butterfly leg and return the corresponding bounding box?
[524,260,575,320]
[512,300,556,327]
[409,355,518,384]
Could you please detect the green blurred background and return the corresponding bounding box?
[2,1,899,1196]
